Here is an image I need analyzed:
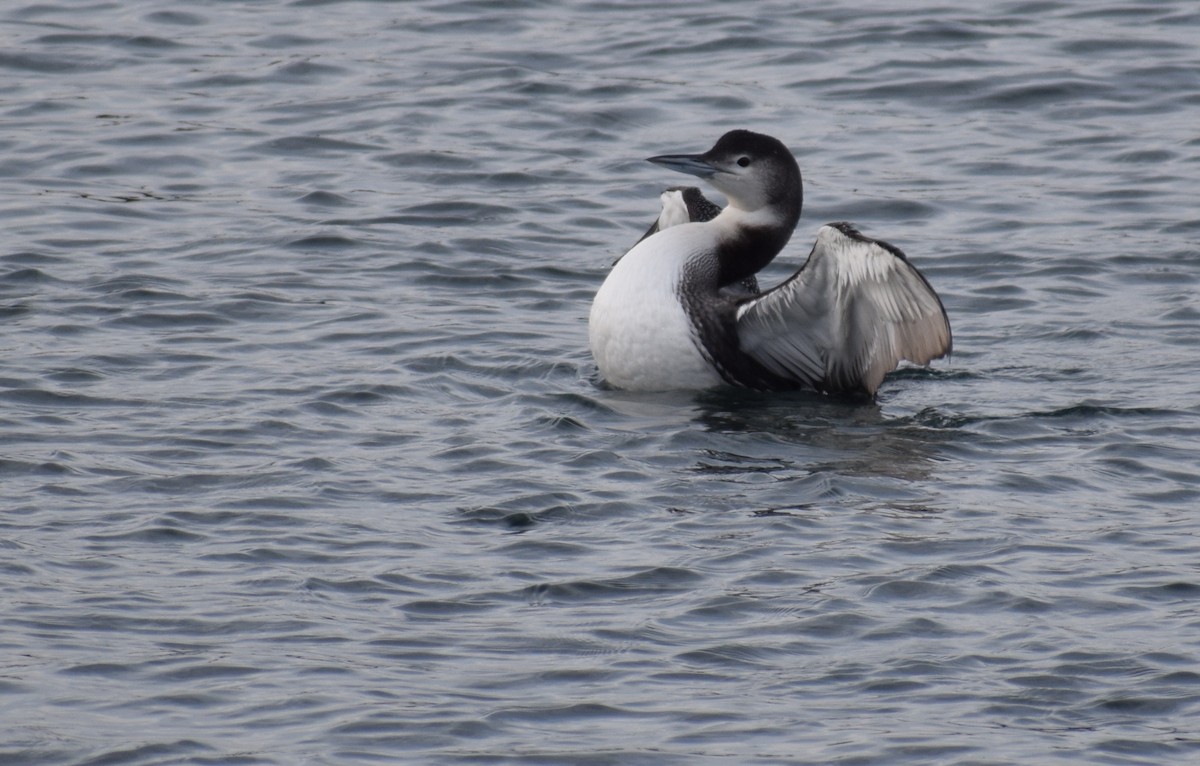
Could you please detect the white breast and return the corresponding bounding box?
[588,225,723,391]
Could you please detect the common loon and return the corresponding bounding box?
[588,129,951,397]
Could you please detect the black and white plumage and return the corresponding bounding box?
[626,186,759,297]
[635,186,723,245]
[588,129,951,397]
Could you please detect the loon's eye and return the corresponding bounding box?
[736,156,751,168]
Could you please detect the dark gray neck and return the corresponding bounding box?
[718,213,801,291]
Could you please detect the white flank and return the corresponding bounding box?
[589,223,724,391]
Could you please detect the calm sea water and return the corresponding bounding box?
[3,1,1199,764]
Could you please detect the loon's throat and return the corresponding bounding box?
[713,209,798,287]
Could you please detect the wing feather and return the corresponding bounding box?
[736,223,951,395]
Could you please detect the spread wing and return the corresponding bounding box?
[735,222,951,395]
[632,186,722,247]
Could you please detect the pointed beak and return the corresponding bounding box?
[646,153,716,179]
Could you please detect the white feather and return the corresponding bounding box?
[589,223,724,391]
[655,189,692,230]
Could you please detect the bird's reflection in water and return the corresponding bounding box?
[690,386,949,485]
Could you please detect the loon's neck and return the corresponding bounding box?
[709,198,802,288]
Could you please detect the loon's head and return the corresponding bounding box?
[646,130,802,219]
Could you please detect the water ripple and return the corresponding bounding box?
[2,0,1199,764]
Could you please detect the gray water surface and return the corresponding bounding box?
[2,1,1199,764]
